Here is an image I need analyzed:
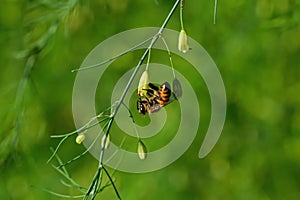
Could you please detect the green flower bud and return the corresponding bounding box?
[138,70,149,96]
[178,29,189,53]
[137,140,147,160]
[76,133,85,144]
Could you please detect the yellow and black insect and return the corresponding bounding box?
[137,82,175,115]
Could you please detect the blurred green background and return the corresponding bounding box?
[1,0,300,199]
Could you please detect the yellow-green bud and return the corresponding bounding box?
[76,134,85,144]
[137,140,147,160]
[178,29,189,53]
[138,70,149,96]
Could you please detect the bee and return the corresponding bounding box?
[137,82,174,115]
[137,96,161,115]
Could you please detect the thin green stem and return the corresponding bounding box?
[52,165,86,193]
[50,149,87,193]
[98,118,114,165]
[47,135,69,163]
[120,102,140,138]
[103,166,121,200]
[50,116,109,138]
[145,48,151,71]
[72,36,154,72]
[160,36,176,79]
[180,0,185,30]
[37,187,85,198]
[214,0,218,24]
[84,168,101,200]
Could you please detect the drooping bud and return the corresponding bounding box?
[138,70,149,96]
[137,140,147,160]
[178,29,189,53]
[76,133,85,144]
[173,78,182,99]
[101,133,110,149]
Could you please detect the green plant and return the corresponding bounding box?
[47,0,220,199]
[1,0,218,199]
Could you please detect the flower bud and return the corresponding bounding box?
[178,29,189,53]
[76,133,85,144]
[138,70,149,96]
[173,78,182,99]
[101,133,110,149]
[137,140,147,160]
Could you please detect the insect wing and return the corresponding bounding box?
[148,103,162,114]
